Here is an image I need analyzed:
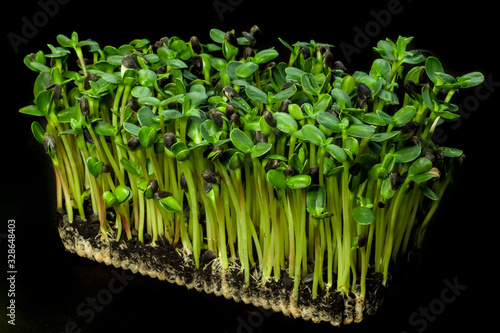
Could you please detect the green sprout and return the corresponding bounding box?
[20,28,482,325]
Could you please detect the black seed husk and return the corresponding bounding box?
[201,169,218,184]
[127,136,140,151]
[190,36,201,54]
[180,173,188,191]
[222,86,241,99]
[230,113,240,127]
[147,179,159,195]
[357,83,372,101]
[349,162,361,176]
[263,110,276,127]
[301,45,311,60]
[209,109,224,128]
[84,73,98,90]
[255,131,267,143]
[323,50,335,70]
[224,31,238,46]
[358,233,368,248]
[162,132,176,150]
[43,134,56,154]
[80,96,90,116]
[265,159,281,172]
[121,54,138,69]
[154,191,172,200]
[127,99,140,112]
[83,128,94,144]
[434,149,445,161]
[102,164,111,174]
[280,99,292,113]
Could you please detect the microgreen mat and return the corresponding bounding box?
[20,27,482,318]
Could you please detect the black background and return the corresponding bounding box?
[2,0,499,332]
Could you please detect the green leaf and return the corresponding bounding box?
[115,185,133,203]
[120,157,142,177]
[209,28,226,43]
[138,126,157,148]
[123,122,141,136]
[131,86,152,98]
[422,86,439,112]
[393,146,421,163]
[56,34,74,47]
[270,84,297,103]
[138,97,161,107]
[200,119,218,144]
[288,103,306,120]
[251,142,272,158]
[34,71,53,97]
[352,206,375,225]
[286,174,311,189]
[230,128,254,153]
[160,109,184,120]
[331,88,351,109]
[378,89,399,105]
[285,67,305,82]
[420,186,439,201]
[457,72,484,88]
[20,105,44,116]
[439,146,463,158]
[371,131,400,142]
[94,121,117,136]
[235,62,259,78]
[425,57,444,85]
[274,112,299,134]
[220,149,245,170]
[36,90,53,115]
[159,196,182,212]
[409,157,432,177]
[138,69,157,87]
[302,124,326,146]
[370,59,391,79]
[306,185,326,216]
[393,106,416,126]
[373,40,397,61]
[301,73,319,96]
[254,48,279,63]
[346,124,375,138]
[363,112,388,126]
[325,144,347,162]
[31,121,45,144]
[101,72,123,85]
[380,177,395,200]
[103,191,118,207]
[317,111,342,133]
[245,85,268,104]
[86,157,104,178]
[166,59,188,69]
[186,91,208,108]
[411,173,436,183]
[137,106,157,127]
[267,169,287,189]
[57,106,79,123]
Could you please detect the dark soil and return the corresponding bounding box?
[56,208,419,325]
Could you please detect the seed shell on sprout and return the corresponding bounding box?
[190,36,201,54]
[154,191,172,200]
[80,96,90,116]
[162,132,176,149]
[43,134,56,154]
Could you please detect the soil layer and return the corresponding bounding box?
[57,212,417,326]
